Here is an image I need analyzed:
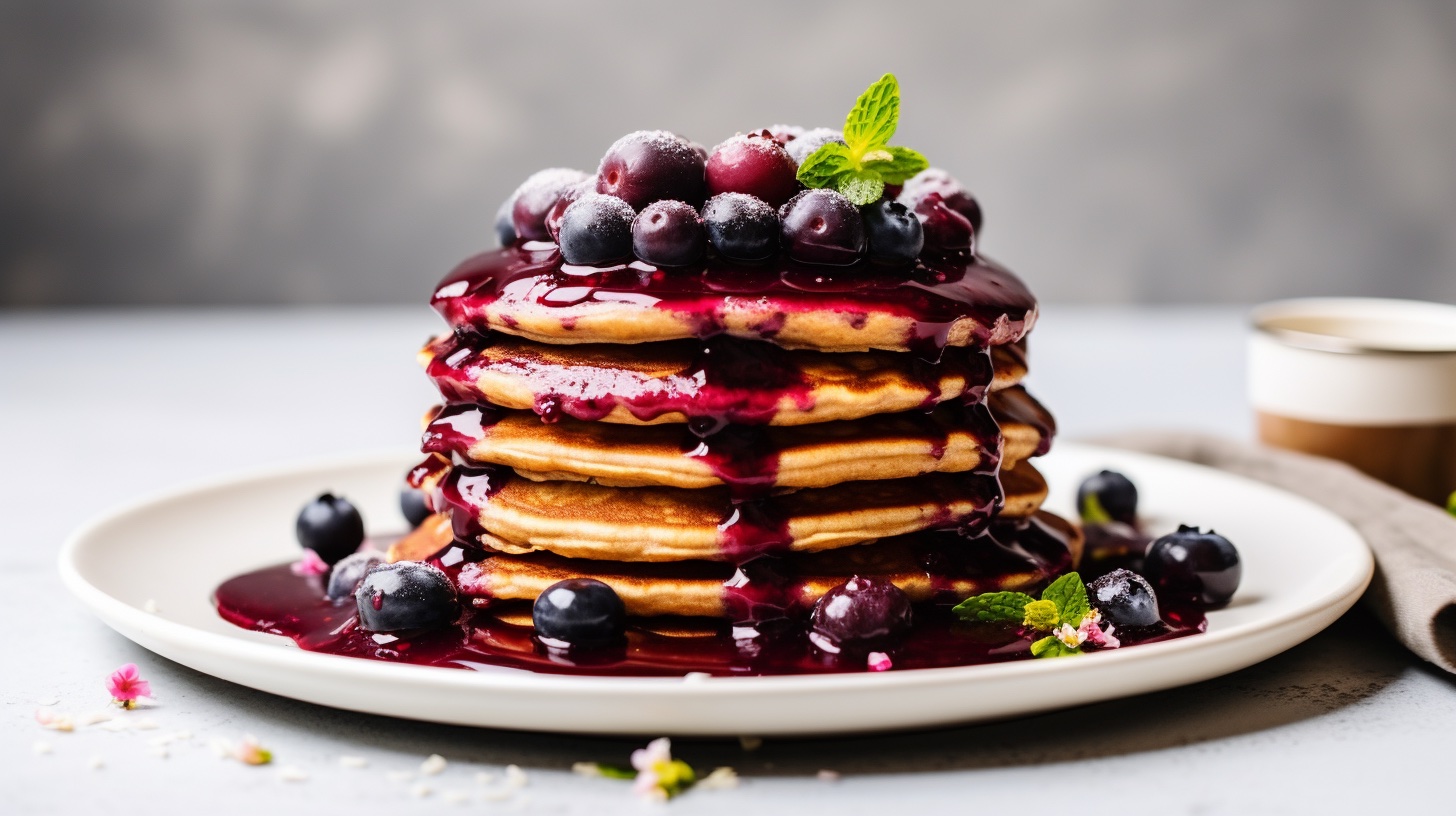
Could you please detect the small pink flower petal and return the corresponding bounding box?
[867,652,893,672]
[291,549,330,577]
[106,664,151,703]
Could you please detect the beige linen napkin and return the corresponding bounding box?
[1092,431,1456,674]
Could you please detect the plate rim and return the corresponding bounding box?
[58,442,1375,699]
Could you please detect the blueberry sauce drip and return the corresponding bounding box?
[681,425,779,497]
[424,331,817,428]
[716,498,793,562]
[212,524,1206,677]
[721,556,799,624]
[421,403,506,454]
[430,246,1037,355]
[434,464,512,544]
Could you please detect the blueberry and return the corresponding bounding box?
[808,576,912,654]
[763,124,805,146]
[296,493,365,565]
[779,189,866,265]
[705,133,800,208]
[861,199,924,264]
[354,561,458,632]
[912,192,974,252]
[400,488,432,529]
[327,551,383,601]
[898,168,983,233]
[542,179,594,244]
[631,200,706,266]
[558,193,635,265]
[1144,525,1242,608]
[784,127,844,165]
[494,196,517,247]
[1087,568,1161,628]
[595,130,706,209]
[532,578,627,648]
[1077,470,1139,526]
[702,193,779,262]
[509,168,590,242]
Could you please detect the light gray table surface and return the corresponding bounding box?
[3,306,1452,815]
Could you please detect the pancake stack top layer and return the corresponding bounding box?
[397,78,1076,631]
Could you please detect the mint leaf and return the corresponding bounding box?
[1022,599,1060,631]
[843,73,899,153]
[797,142,854,188]
[835,170,885,206]
[952,591,1035,623]
[1042,573,1091,625]
[1030,635,1082,659]
[864,146,928,184]
[1080,492,1112,524]
[1447,490,1455,517]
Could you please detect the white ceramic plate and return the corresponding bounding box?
[59,443,1372,737]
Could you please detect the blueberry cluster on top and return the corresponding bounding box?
[493,128,982,269]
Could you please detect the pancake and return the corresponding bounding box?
[422,387,1053,491]
[391,512,1082,619]
[431,247,1038,353]
[415,461,1047,563]
[421,331,1027,428]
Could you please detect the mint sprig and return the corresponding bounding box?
[796,74,930,205]
[952,572,1098,659]
[1447,490,1455,517]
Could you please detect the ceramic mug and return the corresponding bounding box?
[1249,297,1456,505]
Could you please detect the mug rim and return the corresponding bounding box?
[1252,297,1456,355]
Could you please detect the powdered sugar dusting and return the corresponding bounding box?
[785,127,844,164]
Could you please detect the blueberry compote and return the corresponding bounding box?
[430,244,1037,357]
[213,517,1206,677]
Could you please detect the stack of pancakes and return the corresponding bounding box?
[393,248,1078,627]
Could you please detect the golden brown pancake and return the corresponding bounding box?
[422,387,1052,490]
[391,511,1082,619]
[431,248,1039,353]
[421,332,1027,427]
[414,461,1047,563]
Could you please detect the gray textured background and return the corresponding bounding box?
[2,0,1454,306]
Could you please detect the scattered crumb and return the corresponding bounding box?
[210,738,234,759]
[172,729,192,740]
[386,770,414,784]
[88,755,105,770]
[480,787,515,803]
[571,762,600,777]
[150,746,169,759]
[443,791,470,805]
[132,718,160,731]
[33,741,53,755]
[338,755,368,769]
[83,712,112,726]
[420,754,447,776]
[410,783,433,799]
[698,767,740,790]
[278,766,309,782]
[504,764,528,788]
[100,718,129,733]
[36,696,59,707]
[738,736,763,751]
[143,599,159,613]
[35,709,76,732]
[817,769,841,782]
[473,771,497,785]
